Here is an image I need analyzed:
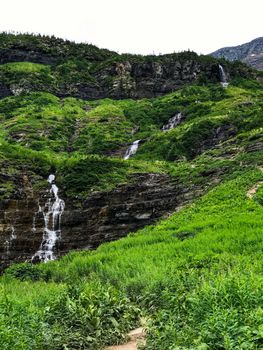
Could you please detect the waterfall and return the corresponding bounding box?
[4,225,16,254]
[124,140,140,160]
[219,64,229,88]
[32,174,65,263]
[162,112,184,131]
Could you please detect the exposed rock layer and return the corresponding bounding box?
[0,173,204,271]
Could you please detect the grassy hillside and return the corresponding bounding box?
[0,35,262,349]
[0,80,262,199]
[1,167,263,349]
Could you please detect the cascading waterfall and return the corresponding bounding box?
[4,225,16,254]
[162,112,184,131]
[32,174,65,262]
[124,140,140,160]
[218,64,229,88]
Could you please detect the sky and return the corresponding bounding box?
[0,0,262,55]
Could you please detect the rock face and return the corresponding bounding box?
[0,55,221,100]
[211,37,263,70]
[97,59,206,100]
[0,173,203,271]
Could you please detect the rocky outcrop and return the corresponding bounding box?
[245,141,263,153]
[0,82,11,98]
[0,48,58,66]
[94,58,205,99]
[0,173,204,271]
[0,55,223,100]
[244,52,263,71]
[211,37,263,70]
[197,125,238,156]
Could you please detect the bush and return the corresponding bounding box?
[4,263,48,281]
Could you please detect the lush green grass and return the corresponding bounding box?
[1,168,263,349]
[0,82,262,201]
[0,76,263,348]
[0,62,48,73]
[0,83,262,159]
[135,85,263,161]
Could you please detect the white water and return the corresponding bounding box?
[162,112,184,131]
[124,140,140,160]
[47,174,55,184]
[32,174,65,262]
[4,225,16,254]
[219,64,229,88]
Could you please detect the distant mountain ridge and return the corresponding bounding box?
[211,37,263,70]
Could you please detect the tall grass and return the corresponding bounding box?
[2,168,263,349]
[0,78,263,348]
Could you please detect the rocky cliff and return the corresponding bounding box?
[211,37,263,70]
[0,172,207,271]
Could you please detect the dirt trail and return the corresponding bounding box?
[246,181,263,198]
[105,327,145,350]
[246,166,263,199]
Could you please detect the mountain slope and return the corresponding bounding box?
[0,33,263,350]
[0,35,262,266]
[2,166,263,349]
[211,37,263,70]
[1,81,263,269]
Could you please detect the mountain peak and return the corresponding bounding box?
[211,37,263,70]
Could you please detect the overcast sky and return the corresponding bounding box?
[0,0,262,55]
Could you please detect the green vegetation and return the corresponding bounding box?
[2,169,263,349]
[0,32,257,101]
[0,81,262,198]
[0,32,115,61]
[0,33,263,349]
